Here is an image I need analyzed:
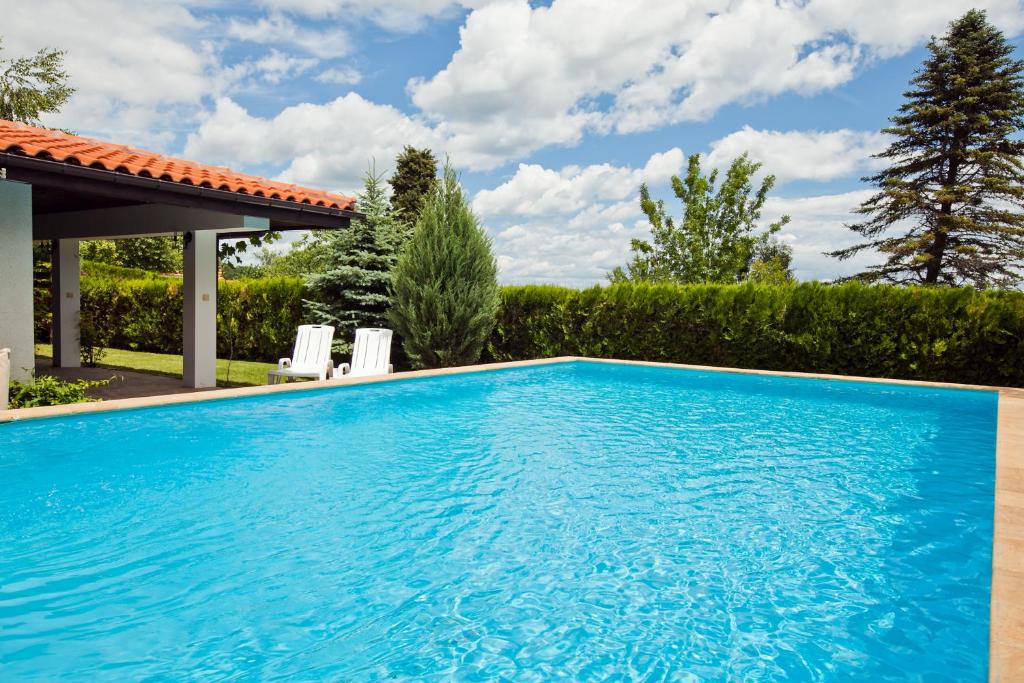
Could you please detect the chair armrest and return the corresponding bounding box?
[336,362,350,376]
[278,358,292,370]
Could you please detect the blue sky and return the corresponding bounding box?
[8,0,1024,284]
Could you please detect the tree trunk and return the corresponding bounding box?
[925,152,961,285]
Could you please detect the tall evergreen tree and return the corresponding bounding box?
[0,37,73,125]
[389,162,500,369]
[610,153,790,284]
[389,146,438,236]
[304,165,400,354]
[830,10,1024,288]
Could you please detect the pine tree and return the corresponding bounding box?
[304,165,399,354]
[388,162,500,369]
[830,10,1024,288]
[389,145,438,236]
[609,153,790,284]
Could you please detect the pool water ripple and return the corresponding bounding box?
[0,361,998,680]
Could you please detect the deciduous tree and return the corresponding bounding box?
[0,37,73,125]
[610,153,790,284]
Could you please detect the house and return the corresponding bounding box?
[0,119,360,388]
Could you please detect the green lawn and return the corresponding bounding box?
[35,344,277,387]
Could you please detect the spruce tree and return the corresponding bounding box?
[388,162,500,369]
[304,165,399,354]
[389,145,438,237]
[830,10,1024,288]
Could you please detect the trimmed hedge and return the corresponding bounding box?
[485,282,1024,387]
[35,276,1024,386]
[36,274,306,363]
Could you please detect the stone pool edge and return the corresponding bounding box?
[1,355,1019,679]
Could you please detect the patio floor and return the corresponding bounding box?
[35,359,218,401]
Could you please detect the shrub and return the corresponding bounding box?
[487,282,1024,387]
[8,374,109,408]
[389,164,500,368]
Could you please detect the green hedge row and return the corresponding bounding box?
[485,282,1024,387]
[36,276,1024,386]
[35,274,306,363]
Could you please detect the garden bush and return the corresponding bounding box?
[486,282,1024,387]
[7,375,110,408]
[34,275,1024,386]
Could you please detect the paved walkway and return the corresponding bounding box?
[34,360,216,401]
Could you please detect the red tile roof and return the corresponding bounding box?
[0,119,356,210]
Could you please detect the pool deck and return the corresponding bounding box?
[2,356,1021,680]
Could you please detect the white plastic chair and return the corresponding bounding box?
[267,325,335,384]
[336,328,394,378]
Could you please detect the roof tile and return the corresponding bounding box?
[0,119,356,211]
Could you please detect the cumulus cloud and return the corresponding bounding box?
[762,190,879,281]
[184,95,442,194]
[3,0,215,147]
[706,126,890,183]
[315,65,362,85]
[473,148,886,285]
[474,148,684,217]
[226,13,352,59]
[409,0,1024,164]
[475,151,685,285]
[255,0,471,33]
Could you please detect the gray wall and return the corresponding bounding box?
[0,180,35,381]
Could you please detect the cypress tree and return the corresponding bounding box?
[830,10,1024,288]
[388,145,438,236]
[388,162,500,369]
[304,165,399,354]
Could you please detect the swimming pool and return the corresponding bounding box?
[0,360,999,680]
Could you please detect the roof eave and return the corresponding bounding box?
[0,152,364,230]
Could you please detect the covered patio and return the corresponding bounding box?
[0,120,359,390]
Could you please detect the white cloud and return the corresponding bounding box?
[249,50,320,85]
[4,0,215,147]
[475,151,687,285]
[226,13,352,59]
[473,146,889,285]
[408,0,1024,164]
[706,126,890,183]
[315,65,362,85]
[255,0,470,32]
[474,148,684,217]
[763,190,879,282]
[184,95,442,195]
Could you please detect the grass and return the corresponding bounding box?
[35,344,277,387]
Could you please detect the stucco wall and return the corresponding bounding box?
[0,179,35,381]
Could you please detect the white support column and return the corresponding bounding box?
[0,180,35,382]
[51,238,81,368]
[183,230,218,388]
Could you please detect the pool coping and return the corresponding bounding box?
[1,356,1021,678]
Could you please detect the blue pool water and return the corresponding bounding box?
[0,361,999,680]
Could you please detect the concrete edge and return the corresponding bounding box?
[0,357,579,423]
[991,389,1024,680]
[3,355,1015,424]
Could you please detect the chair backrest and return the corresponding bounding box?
[349,328,393,377]
[291,325,335,372]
